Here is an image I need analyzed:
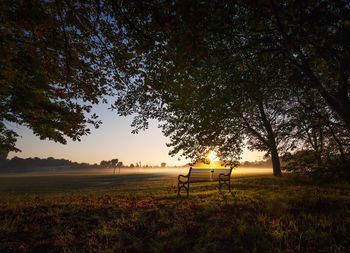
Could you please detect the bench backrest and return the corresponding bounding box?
[188,167,233,182]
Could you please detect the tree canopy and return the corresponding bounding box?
[1,0,349,177]
[0,0,116,153]
[108,0,350,176]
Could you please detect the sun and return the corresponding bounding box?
[207,150,219,163]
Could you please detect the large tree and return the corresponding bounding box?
[105,0,349,174]
[153,52,294,176]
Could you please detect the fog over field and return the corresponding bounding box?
[0,166,272,177]
[0,166,273,194]
[107,167,273,177]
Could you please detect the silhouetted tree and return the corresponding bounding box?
[105,0,350,176]
[111,159,119,167]
[0,0,117,153]
[100,160,109,168]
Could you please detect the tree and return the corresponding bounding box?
[105,0,349,176]
[100,160,109,168]
[109,11,292,174]
[160,162,166,168]
[159,53,294,176]
[0,0,117,153]
[111,159,119,167]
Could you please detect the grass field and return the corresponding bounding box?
[0,173,349,252]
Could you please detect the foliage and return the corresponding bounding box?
[0,174,349,252]
[282,151,350,180]
[100,159,119,168]
[0,0,117,153]
[282,151,323,174]
[0,123,18,153]
[283,87,350,177]
[105,0,349,176]
[2,0,349,177]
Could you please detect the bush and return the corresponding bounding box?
[282,150,350,180]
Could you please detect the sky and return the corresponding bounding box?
[8,102,265,166]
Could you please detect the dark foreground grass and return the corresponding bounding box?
[0,174,349,253]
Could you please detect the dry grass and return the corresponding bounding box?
[0,173,349,252]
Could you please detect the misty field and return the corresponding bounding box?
[0,172,349,253]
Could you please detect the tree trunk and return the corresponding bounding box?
[258,101,282,176]
[271,145,282,177]
[327,121,347,163]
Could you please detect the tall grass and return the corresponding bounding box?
[0,174,349,252]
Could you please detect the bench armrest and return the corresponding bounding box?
[178,174,189,182]
[219,173,230,180]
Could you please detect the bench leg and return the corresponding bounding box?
[178,182,190,198]
[187,182,190,197]
[218,179,231,192]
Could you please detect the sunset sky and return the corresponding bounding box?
[8,102,264,166]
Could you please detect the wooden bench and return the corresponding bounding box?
[177,167,233,197]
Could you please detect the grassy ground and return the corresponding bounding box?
[0,173,349,252]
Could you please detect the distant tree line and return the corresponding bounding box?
[240,159,273,168]
[0,156,90,170]
[127,163,167,168]
[0,154,170,171]
[99,159,123,168]
[0,154,125,171]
